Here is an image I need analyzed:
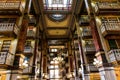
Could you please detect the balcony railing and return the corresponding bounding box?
[0,52,14,66]
[0,23,19,36]
[108,49,120,63]
[87,64,98,72]
[100,22,120,36]
[79,16,90,26]
[82,31,92,39]
[0,1,24,15]
[24,46,33,56]
[22,66,32,74]
[95,2,120,14]
[84,45,96,53]
[27,30,36,38]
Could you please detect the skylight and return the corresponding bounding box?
[43,0,73,10]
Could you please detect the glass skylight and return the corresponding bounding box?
[43,0,73,10]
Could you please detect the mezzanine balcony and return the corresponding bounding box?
[87,64,98,72]
[26,30,36,39]
[95,2,120,15]
[82,31,92,39]
[108,49,120,65]
[22,66,33,75]
[0,1,24,15]
[100,22,120,37]
[23,46,33,56]
[0,23,19,37]
[0,51,14,69]
[79,16,90,26]
[84,45,96,54]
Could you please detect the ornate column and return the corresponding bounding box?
[11,0,32,79]
[76,20,89,80]
[67,40,75,80]
[84,0,117,80]
[41,35,48,80]
[72,34,80,80]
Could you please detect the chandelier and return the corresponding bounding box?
[53,56,63,62]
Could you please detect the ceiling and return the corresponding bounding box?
[33,0,84,49]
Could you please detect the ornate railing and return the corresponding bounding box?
[87,64,98,72]
[27,30,36,38]
[0,23,19,35]
[0,52,14,66]
[95,2,120,13]
[23,66,32,74]
[79,16,90,25]
[82,31,92,37]
[100,22,120,33]
[85,45,96,52]
[24,46,33,54]
[0,1,23,15]
[108,49,120,62]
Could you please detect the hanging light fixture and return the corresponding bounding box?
[53,56,63,62]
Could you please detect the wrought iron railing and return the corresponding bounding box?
[100,22,120,33]
[87,64,98,72]
[85,45,96,52]
[82,31,92,37]
[108,49,120,62]
[24,46,33,53]
[95,2,120,13]
[0,23,19,35]
[23,66,32,73]
[0,1,24,13]
[0,51,14,66]
[27,30,35,38]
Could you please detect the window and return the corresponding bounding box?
[52,0,63,4]
[50,69,60,78]
[108,39,118,49]
[49,60,61,79]
[43,0,72,10]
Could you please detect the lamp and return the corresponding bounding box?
[93,58,102,67]
[22,57,29,67]
[53,56,63,62]
[42,73,49,79]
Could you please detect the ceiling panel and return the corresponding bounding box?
[47,29,67,35]
[45,15,70,27]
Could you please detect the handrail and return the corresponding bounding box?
[0,51,14,65]
[97,2,120,9]
[108,49,120,62]
[100,22,120,33]
[0,1,24,12]
[24,46,33,53]
[0,23,19,35]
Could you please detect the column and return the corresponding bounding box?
[67,40,74,80]
[41,35,48,80]
[76,22,90,80]
[72,35,80,80]
[12,0,32,79]
[31,15,39,79]
[84,0,117,80]
[6,71,11,80]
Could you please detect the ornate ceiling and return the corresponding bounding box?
[33,0,83,48]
